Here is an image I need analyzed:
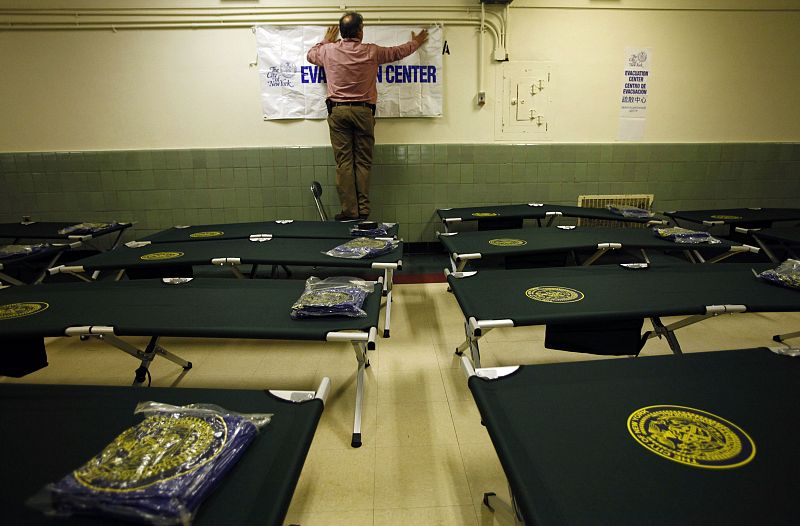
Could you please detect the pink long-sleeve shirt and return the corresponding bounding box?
[306,37,420,104]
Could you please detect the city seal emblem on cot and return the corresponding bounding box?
[0,302,50,320]
[189,231,224,238]
[627,405,755,469]
[525,286,584,303]
[489,238,527,247]
[140,252,185,261]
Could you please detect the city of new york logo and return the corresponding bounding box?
[628,405,755,469]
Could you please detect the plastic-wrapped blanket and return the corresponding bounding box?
[291,276,374,319]
[652,227,721,244]
[757,259,800,290]
[607,204,654,219]
[324,237,399,259]
[0,243,50,259]
[349,222,395,238]
[57,222,120,235]
[30,402,270,525]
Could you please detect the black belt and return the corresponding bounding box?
[330,101,376,110]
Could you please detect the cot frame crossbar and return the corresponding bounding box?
[454,304,748,367]
[61,324,377,448]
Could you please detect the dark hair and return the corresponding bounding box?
[339,11,363,39]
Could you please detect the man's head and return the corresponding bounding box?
[339,11,363,39]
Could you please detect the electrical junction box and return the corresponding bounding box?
[496,61,552,141]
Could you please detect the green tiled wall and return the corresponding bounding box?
[1,143,798,243]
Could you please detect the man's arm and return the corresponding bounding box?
[375,28,429,64]
[307,25,340,65]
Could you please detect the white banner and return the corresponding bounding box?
[256,25,443,120]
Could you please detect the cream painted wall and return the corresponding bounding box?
[1,1,798,151]
[520,8,800,142]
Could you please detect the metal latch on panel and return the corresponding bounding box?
[497,61,552,140]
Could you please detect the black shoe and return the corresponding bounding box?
[334,213,359,221]
[358,214,370,220]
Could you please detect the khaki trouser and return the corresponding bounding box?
[327,106,375,218]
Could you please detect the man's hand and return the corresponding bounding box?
[412,29,428,47]
[324,25,339,43]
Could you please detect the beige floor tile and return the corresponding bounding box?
[280,342,354,375]
[374,445,472,509]
[234,338,328,371]
[435,343,468,370]
[376,401,458,447]
[169,340,269,374]
[474,498,521,526]
[283,510,373,526]
[373,505,478,525]
[441,367,472,403]
[483,325,544,344]
[376,367,448,404]
[386,291,440,345]
[459,442,508,512]
[167,374,266,390]
[374,342,439,372]
[288,446,376,513]
[427,304,467,347]
[449,398,492,446]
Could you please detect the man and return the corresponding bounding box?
[307,12,428,220]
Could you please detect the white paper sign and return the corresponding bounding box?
[618,118,646,141]
[620,47,651,116]
[256,25,443,120]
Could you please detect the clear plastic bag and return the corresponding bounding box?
[28,402,271,526]
[324,237,399,259]
[606,204,654,219]
[756,259,800,290]
[349,222,395,238]
[57,221,120,235]
[0,243,49,259]
[291,276,374,319]
[652,227,721,244]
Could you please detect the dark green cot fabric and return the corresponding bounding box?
[143,220,399,243]
[70,237,403,272]
[436,204,656,224]
[468,348,800,525]
[0,278,382,340]
[665,208,800,227]
[754,226,800,245]
[447,263,800,326]
[0,383,323,526]
[0,222,131,240]
[439,227,736,259]
[0,244,68,265]
[544,318,645,355]
[0,244,68,271]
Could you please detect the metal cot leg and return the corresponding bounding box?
[482,481,524,524]
[647,317,684,355]
[88,334,193,386]
[454,320,483,368]
[350,341,370,448]
[774,330,800,342]
[382,268,393,338]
